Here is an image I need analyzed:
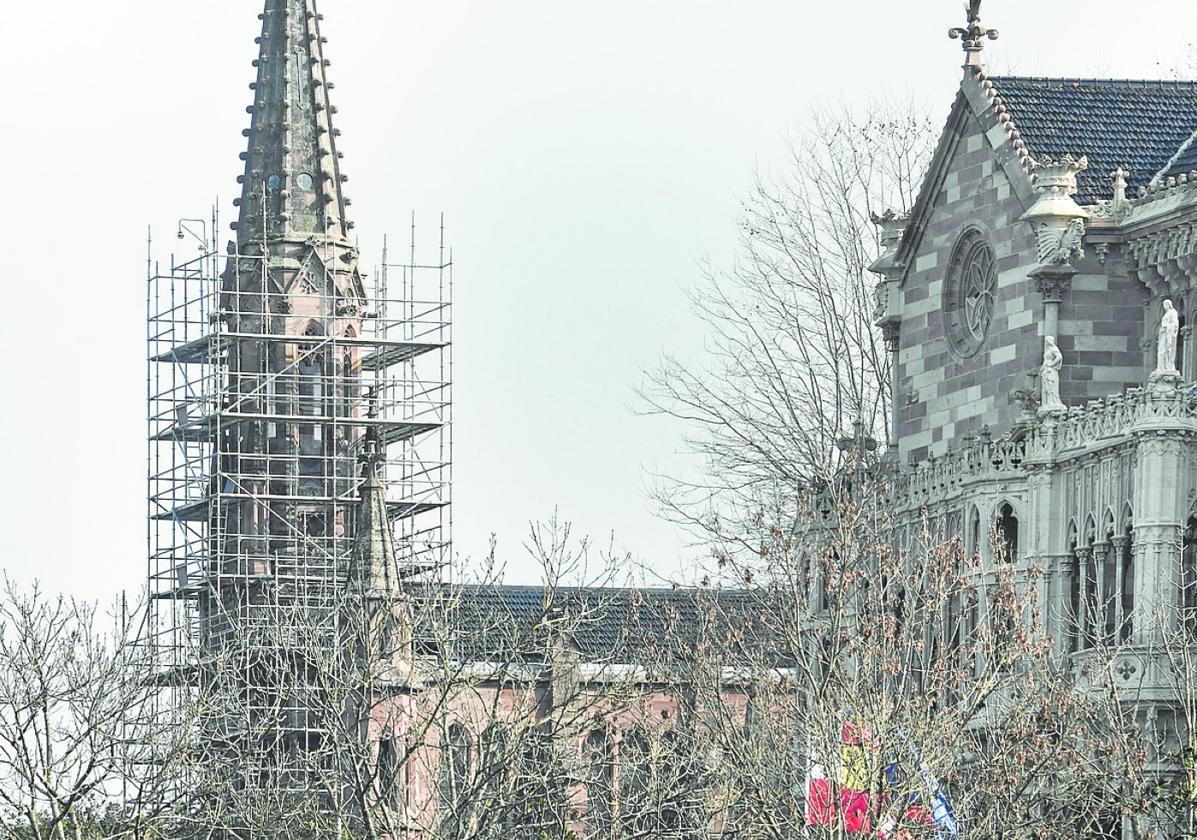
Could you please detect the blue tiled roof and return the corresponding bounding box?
[421,584,784,665]
[989,76,1197,205]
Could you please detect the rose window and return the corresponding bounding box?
[944,229,998,358]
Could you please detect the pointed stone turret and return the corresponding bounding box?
[353,412,416,680]
[234,0,352,246]
[355,423,399,597]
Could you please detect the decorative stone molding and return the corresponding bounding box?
[1126,223,1197,295]
[1031,267,1074,303]
[895,433,1026,506]
[335,298,364,318]
[897,386,1197,499]
[1021,154,1090,266]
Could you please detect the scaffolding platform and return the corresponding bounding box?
[145,216,453,772]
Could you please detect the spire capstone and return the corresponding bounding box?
[948,0,999,67]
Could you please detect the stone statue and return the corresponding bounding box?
[1157,298,1181,377]
[1039,335,1065,416]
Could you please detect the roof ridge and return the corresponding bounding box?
[989,74,1197,88]
[1156,128,1197,188]
[448,583,750,596]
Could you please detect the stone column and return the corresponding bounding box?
[1032,267,1074,343]
[882,324,900,459]
[1182,323,1193,381]
[1112,535,1131,642]
[1021,155,1088,368]
[1075,545,1094,648]
[1095,539,1112,644]
[1048,552,1076,656]
[1131,383,1189,642]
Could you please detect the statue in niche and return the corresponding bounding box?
[1039,335,1066,416]
[1156,298,1181,377]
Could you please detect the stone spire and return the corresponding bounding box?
[233,0,352,245]
[949,0,999,68]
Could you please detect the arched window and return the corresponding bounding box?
[377,735,405,810]
[657,728,703,833]
[996,502,1018,564]
[297,324,326,494]
[441,723,471,813]
[1119,520,1134,642]
[585,729,614,835]
[340,326,359,421]
[967,506,982,561]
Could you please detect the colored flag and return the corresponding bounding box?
[805,725,958,838]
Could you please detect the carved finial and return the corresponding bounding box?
[949,0,999,67]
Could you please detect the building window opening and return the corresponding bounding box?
[996,503,1018,564]
[441,723,472,815]
[377,735,404,810]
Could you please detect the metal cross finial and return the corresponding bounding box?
[949,0,999,64]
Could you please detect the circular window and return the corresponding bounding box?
[296,172,314,190]
[266,174,281,191]
[943,229,998,358]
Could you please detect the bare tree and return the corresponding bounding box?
[0,577,191,840]
[644,459,1148,839]
[640,103,934,549]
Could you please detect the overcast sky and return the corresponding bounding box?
[1,0,1194,600]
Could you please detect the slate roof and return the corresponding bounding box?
[417,584,785,667]
[988,76,1197,205]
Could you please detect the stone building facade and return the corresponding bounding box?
[873,3,1197,760]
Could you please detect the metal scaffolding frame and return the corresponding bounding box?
[145,211,451,790]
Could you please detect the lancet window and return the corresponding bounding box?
[996,502,1018,563]
[1066,511,1134,650]
[440,723,472,812]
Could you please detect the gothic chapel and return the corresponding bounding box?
[871,0,1197,717]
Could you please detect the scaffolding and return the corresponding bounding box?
[145,212,451,790]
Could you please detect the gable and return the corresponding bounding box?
[897,71,1035,278]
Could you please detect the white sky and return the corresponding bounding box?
[1,1,1194,600]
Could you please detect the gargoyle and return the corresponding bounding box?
[1035,218,1085,265]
